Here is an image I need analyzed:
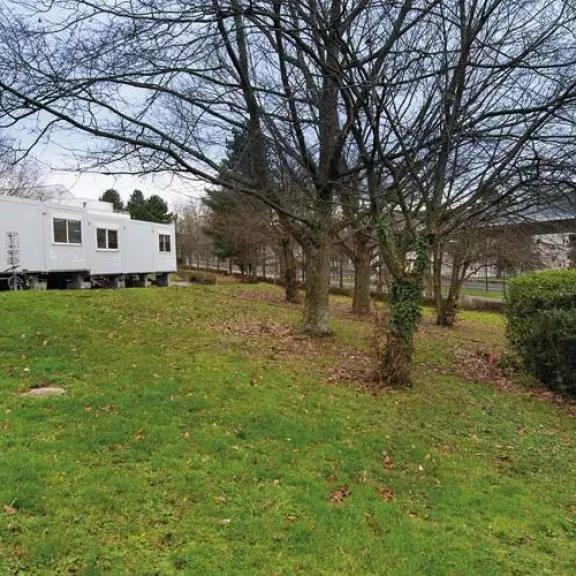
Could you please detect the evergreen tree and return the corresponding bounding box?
[100,188,124,211]
[126,189,150,221]
[146,194,173,223]
[126,189,173,223]
[203,127,271,281]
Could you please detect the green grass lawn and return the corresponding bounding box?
[0,284,574,575]
[460,287,505,300]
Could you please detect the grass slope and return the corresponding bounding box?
[0,285,574,575]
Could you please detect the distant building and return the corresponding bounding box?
[0,193,176,290]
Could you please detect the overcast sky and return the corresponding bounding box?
[45,169,206,210]
[9,120,207,210]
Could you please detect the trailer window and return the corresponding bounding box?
[159,234,171,253]
[97,228,119,250]
[53,219,67,243]
[53,218,82,245]
[97,228,106,249]
[108,230,118,250]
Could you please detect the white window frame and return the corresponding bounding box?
[52,217,83,246]
[96,227,120,251]
[159,233,172,253]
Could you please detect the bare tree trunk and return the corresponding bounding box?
[352,253,371,315]
[432,240,444,312]
[281,237,300,304]
[302,237,332,336]
[248,257,258,283]
[434,241,470,326]
[376,261,385,296]
[437,292,459,327]
[436,250,468,327]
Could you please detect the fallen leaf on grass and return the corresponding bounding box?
[3,504,17,515]
[382,454,395,470]
[286,515,298,525]
[329,485,351,504]
[218,518,231,526]
[377,487,395,502]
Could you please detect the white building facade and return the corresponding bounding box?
[0,195,176,289]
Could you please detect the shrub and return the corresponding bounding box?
[506,269,576,395]
[188,271,217,285]
[330,286,352,297]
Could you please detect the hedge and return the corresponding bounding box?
[506,269,576,395]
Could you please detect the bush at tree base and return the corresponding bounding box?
[506,270,576,395]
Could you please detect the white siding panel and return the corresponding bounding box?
[0,197,44,272]
[152,224,177,273]
[43,207,88,272]
[0,195,177,277]
[122,221,156,274]
[89,219,123,275]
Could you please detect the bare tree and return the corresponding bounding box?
[204,187,270,282]
[337,178,376,315]
[0,0,449,337]
[0,136,40,197]
[1,0,575,386]
[347,0,576,384]
[175,201,213,268]
[433,222,551,326]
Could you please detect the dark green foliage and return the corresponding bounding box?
[389,278,423,340]
[146,194,173,224]
[203,127,269,274]
[388,235,429,342]
[126,189,149,221]
[219,126,261,183]
[506,269,576,395]
[376,233,430,387]
[99,188,124,211]
[126,189,173,223]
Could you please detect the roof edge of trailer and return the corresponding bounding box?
[1,194,175,229]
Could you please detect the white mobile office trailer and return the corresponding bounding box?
[0,195,176,290]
